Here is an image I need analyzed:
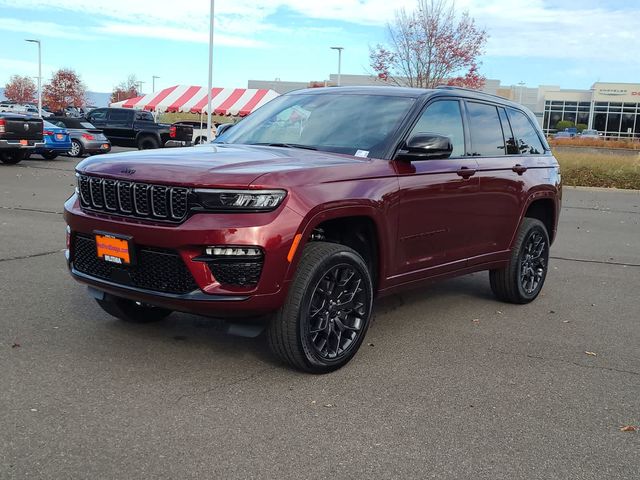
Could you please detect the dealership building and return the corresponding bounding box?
[249,76,640,138]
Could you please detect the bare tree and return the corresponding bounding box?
[370,0,487,89]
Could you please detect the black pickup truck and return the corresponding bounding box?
[85,108,193,150]
[0,113,44,164]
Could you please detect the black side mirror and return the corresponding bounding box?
[395,133,453,161]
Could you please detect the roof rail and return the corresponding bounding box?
[435,85,511,102]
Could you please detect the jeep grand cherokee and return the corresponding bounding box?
[64,86,561,373]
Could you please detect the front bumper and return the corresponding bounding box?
[64,194,302,317]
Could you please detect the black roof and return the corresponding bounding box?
[287,85,524,109]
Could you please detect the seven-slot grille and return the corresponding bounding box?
[77,174,189,222]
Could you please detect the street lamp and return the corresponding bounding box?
[518,81,525,104]
[136,81,145,95]
[152,75,160,93]
[206,0,215,139]
[330,47,344,86]
[25,39,41,116]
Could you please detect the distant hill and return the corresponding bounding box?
[0,88,111,107]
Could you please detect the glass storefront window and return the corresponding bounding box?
[606,113,621,133]
[593,113,607,131]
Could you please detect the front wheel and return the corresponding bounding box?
[267,242,374,373]
[96,295,172,323]
[489,218,550,304]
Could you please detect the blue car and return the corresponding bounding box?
[31,120,72,160]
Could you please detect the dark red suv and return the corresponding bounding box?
[64,86,561,373]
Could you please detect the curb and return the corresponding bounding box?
[564,185,640,194]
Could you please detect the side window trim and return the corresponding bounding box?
[403,97,467,158]
[498,107,518,155]
[506,107,549,155]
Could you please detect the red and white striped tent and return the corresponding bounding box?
[109,85,279,116]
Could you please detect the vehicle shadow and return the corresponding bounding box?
[98,271,496,370]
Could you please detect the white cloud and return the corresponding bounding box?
[0,0,638,63]
[0,17,93,40]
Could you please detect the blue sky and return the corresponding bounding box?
[0,0,638,95]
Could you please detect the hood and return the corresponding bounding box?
[76,144,372,188]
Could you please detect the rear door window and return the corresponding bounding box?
[506,108,545,155]
[107,109,132,125]
[409,100,465,157]
[466,102,505,156]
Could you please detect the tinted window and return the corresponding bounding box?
[136,111,154,122]
[108,110,132,124]
[89,109,107,121]
[467,102,505,156]
[507,108,545,155]
[409,100,465,157]
[498,108,519,155]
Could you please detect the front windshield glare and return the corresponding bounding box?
[217,93,416,158]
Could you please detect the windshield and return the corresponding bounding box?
[216,93,416,158]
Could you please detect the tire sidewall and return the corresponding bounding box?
[297,250,373,371]
[515,221,550,302]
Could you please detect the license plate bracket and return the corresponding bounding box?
[94,231,135,265]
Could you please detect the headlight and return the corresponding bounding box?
[192,189,287,212]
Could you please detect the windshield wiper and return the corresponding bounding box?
[251,142,317,151]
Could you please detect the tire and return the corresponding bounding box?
[267,242,374,373]
[0,150,26,164]
[194,136,207,145]
[96,295,172,323]
[489,218,550,304]
[69,139,84,157]
[42,151,58,160]
[137,136,159,150]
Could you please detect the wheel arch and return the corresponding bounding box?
[285,205,389,293]
[515,192,559,246]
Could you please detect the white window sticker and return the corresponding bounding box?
[355,150,369,158]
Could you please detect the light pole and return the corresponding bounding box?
[330,46,344,86]
[518,81,525,104]
[206,0,215,139]
[25,39,41,116]
[152,75,160,93]
[136,81,145,95]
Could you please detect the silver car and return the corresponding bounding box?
[49,117,111,157]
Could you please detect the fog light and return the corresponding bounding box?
[204,246,262,257]
[66,225,71,249]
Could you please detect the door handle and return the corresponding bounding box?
[456,166,476,178]
[512,164,527,175]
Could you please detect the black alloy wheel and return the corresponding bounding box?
[307,264,368,360]
[268,242,373,373]
[489,217,550,304]
[519,230,548,295]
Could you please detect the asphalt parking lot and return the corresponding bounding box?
[1,153,639,479]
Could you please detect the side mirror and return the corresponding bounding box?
[395,133,453,161]
[216,123,234,137]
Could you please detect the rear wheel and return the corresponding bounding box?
[489,218,550,304]
[267,242,373,373]
[69,139,84,157]
[0,150,26,164]
[96,295,172,323]
[137,136,159,150]
[42,151,58,160]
